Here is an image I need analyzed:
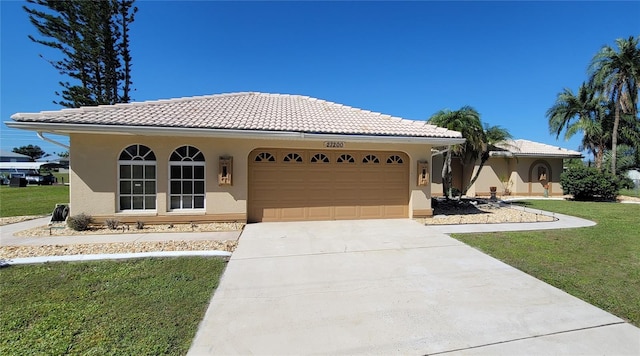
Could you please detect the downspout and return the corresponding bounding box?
[431,146,450,157]
[37,132,70,149]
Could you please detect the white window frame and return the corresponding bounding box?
[169,146,206,211]
[117,145,157,212]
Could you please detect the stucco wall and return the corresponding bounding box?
[69,133,434,221]
[429,154,566,197]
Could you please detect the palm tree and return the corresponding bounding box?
[463,124,512,195]
[546,82,610,170]
[428,106,511,197]
[589,36,640,175]
[428,106,483,198]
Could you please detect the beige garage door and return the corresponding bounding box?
[248,149,409,222]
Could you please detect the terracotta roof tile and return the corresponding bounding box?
[11,92,462,139]
[494,139,582,158]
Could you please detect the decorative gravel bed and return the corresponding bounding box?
[14,221,244,237]
[420,199,556,225]
[2,221,243,259]
[0,240,237,259]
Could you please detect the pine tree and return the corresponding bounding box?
[24,0,137,108]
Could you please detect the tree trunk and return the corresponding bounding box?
[441,150,451,199]
[611,99,620,175]
[594,144,603,171]
[464,151,490,195]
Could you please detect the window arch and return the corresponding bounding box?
[170,145,204,162]
[362,154,380,164]
[118,144,156,211]
[310,153,330,163]
[169,146,205,210]
[283,153,303,163]
[337,154,355,163]
[255,152,276,162]
[119,144,156,161]
[386,155,404,164]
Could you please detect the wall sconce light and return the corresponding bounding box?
[417,161,429,186]
[218,156,232,186]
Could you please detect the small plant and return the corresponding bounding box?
[105,218,120,230]
[136,220,145,230]
[67,213,93,231]
[499,174,513,195]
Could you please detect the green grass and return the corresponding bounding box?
[0,185,69,217]
[51,172,69,184]
[453,200,640,326]
[0,257,226,355]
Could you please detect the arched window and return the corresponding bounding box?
[386,155,404,164]
[337,154,355,163]
[118,144,156,211]
[362,154,380,164]
[283,153,303,163]
[310,153,330,163]
[254,152,276,162]
[169,145,205,210]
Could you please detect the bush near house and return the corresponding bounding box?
[560,165,619,201]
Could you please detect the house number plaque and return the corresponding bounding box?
[324,141,345,148]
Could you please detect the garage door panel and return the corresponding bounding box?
[359,205,384,218]
[249,149,409,222]
[307,206,332,220]
[334,205,358,219]
[280,207,307,221]
[306,190,335,201]
[384,205,408,217]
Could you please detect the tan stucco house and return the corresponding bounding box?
[432,139,582,197]
[6,92,464,223]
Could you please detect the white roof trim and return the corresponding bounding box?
[5,121,466,146]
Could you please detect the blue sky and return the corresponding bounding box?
[2,1,639,159]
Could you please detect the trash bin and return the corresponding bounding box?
[9,177,27,187]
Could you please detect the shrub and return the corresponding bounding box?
[560,166,619,201]
[105,218,119,230]
[136,220,145,230]
[67,213,93,231]
[619,175,635,190]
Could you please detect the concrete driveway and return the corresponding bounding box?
[188,219,640,355]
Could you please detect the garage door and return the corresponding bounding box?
[248,149,409,222]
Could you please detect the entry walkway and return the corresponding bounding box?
[188,219,639,355]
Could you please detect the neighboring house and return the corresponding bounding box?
[432,139,582,197]
[0,149,33,162]
[37,157,70,172]
[7,92,464,223]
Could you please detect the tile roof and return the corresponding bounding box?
[11,92,462,139]
[493,139,582,158]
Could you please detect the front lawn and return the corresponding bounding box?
[453,200,640,327]
[0,185,69,217]
[0,257,226,355]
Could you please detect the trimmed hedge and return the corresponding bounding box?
[560,166,619,201]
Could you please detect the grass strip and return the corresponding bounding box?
[0,257,226,355]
